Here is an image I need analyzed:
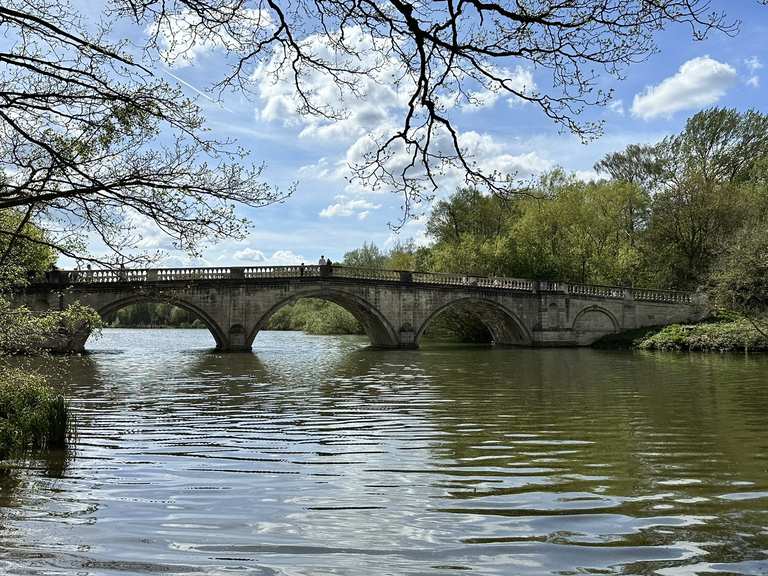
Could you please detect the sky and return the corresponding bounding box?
[77,1,768,268]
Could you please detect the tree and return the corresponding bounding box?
[599,108,768,288]
[386,239,418,271]
[343,242,387,268]
[0,209,56,285]
[1,0,286,265]
[709,220,768,337]
[594,144,662,191]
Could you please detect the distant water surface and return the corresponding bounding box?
[1,328,767,575]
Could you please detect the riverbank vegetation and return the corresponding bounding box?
[0,368,71,459]
[0,210,98,457]
[594,316,768,353]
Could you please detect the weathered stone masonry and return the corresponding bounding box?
[16,265,706,352]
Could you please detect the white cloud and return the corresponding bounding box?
[149,9,273,67]
[631,56,737,120]
[229,248,306,265]
[744,56,762,88]
[252,26,408,141]
[251,22,538,201]
[573,169,601,182]
[608,99,625,116]
[252,26,536,140]
[462,66,536,110]
[745,56,763,72]
[319,197,382,218]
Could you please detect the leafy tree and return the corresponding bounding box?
[595,144,662,189]
[343,242,387,269]
[599,108,768,288]
[709,220,768,337]
[385,240,419,271]
[0,209,56,285]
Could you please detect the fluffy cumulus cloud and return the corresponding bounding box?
[252,26,408,139]
[631,56,737,120]
[458,132,552,178]
[229,248,305,265]
[301,128,556,203]
[251,24,539,202]
[608,99,625,116]
[319,197,382,219]
[253,26,536,136]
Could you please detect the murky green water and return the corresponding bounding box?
[1,328,768,575]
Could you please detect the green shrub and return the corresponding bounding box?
[0,368,73,458]
[637,320,768,352]
[0,299,102,355]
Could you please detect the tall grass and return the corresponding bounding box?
[0,368,74,457]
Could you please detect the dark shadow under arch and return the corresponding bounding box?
[96,295,227,349]
[416,298,532,347]
[248,288,399,349]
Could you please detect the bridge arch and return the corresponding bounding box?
[248,288,400,349]
[96,295,228,349]
[571,305,620,344]
[415,297,532,346]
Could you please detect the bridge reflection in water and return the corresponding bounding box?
[19,265,703,352]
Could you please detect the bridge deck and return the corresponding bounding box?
[36,265,692,304]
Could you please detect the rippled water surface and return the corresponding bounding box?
[2,328,768,575]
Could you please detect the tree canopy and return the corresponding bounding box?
[1,0,285,265]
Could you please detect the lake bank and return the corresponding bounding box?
[594,319,768,352]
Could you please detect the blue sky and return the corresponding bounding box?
[83,2,768,267]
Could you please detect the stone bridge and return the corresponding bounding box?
[17,265,705,352]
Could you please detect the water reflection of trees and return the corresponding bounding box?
[405,348,768,504]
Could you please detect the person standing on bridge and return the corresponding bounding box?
[319,255,326,266]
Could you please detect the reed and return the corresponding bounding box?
[0,368,74,457]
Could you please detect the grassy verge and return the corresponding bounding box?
[594,320,768,353]
[0,367,73,459]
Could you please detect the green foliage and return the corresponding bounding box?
[0,299,102,355]
[604,107,768,288]
[708,219,768,335]
[108,302,204,328]
[421,176,650,286]
[421,310,492,343]
[302,304,362,335]
[0,209,57,286]
[636,321,768,353]
[0,367,73,458]
[343,242,388,268]
[266,299,364,335]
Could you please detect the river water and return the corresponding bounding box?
[1,328,767,575]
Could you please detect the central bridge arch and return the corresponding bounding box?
[248,288,400,349]
[415,297,532,347]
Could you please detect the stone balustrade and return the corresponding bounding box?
[39,265,693,304]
